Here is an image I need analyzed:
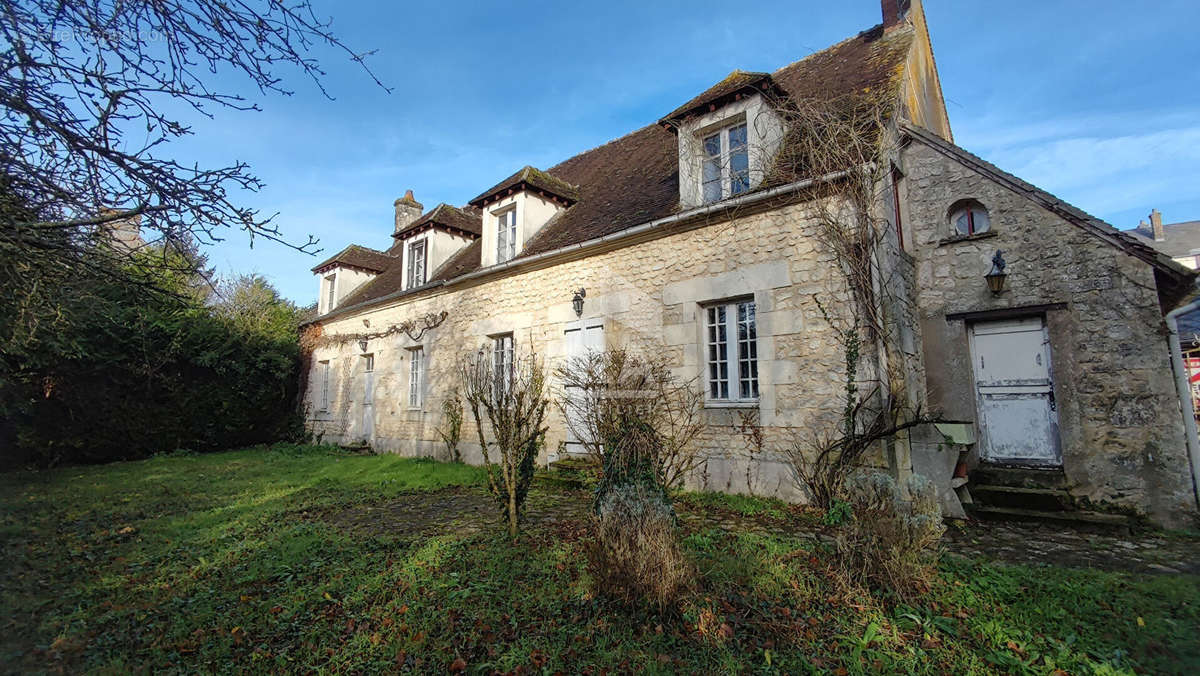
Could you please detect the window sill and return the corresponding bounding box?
[938,230,997,247]
[704,400,760,410]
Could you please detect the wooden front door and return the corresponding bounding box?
[969,317,1061,465]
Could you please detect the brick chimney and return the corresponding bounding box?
[1150,209,1164,241]
[882,0,913,31]
[394,190,424,235]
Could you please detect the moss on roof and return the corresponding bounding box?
[310,244,395,274]
[468,165,580,207]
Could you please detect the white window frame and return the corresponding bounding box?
[324,274,337,312]
[700,121,750,204]
[318,359,331,411]
[407,238,427,289]
[495,208,517,264]
[408,347,424,409]
[704,299,759,404]
[492,333,514,395]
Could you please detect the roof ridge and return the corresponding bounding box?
[770,22,891,77]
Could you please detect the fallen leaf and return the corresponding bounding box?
[450,657,467,672]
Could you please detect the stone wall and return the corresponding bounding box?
[306,200,870,500]
[900,139,1195,525]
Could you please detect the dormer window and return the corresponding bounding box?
[407,238,426,288]
[496,208,517,264]
[702,122,750,203]
[325,274,336,310]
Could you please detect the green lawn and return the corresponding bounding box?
[1,445,1197,674]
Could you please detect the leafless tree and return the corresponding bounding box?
[0,0,386,350]
[460,345,549,538]
[555,348,704,490]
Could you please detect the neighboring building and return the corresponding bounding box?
[301,0,1198,526]
[1127,209,1200,269]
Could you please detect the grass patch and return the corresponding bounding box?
[1,446,1197,673]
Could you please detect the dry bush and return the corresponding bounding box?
[436,389,463,462]
[587,481,694,610]
[460,346,549,538]
[834,470,945,597]
[555,348,704,490]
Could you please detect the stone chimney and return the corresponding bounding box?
[394,190,424,235]
[882,0,913,31]
[1150,209,1164,241]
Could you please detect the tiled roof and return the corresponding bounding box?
[1126,221,1200,259]
[324,23,917,316]
[311,244,394,274]
[901,123,1195,287]
[659,70,776,125]
[468,165,580,207]
[394,203,482,240]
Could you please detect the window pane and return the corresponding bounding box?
[728,123,747,149]
[409,349,422,407]
[703,132,721,158]
[496,212,509,262]
[702,157,721,203]
[953,209,971,235]
[706,306,729,400]
[730,146,749,195]
[971,207,990,233]
[737,301,758,400]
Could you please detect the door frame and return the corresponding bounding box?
[967,314,1062,467]
[561,319,606,457]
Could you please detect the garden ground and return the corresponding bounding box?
[1,445,1198,673]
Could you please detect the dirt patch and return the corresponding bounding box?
[315,485,593,539]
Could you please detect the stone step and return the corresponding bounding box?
[967,504,1133,534]
[972,465,1067,490]
[534,473,586,490]
[549,454,599,472]
[971,484,1075,512]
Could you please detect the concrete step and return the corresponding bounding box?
[967,504,1133,534]
[971,484,1075,512]
[972,465,1067,490]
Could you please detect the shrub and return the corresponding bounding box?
[556,348,704,490]
[835,471,944,597]
[588,481,693,609]
[460,347,548,538]
[437,390,464,462]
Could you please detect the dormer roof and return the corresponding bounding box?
[311,244,395,274]
[393,203,482,240]
[658,70,785,128]
[468,165,580,208]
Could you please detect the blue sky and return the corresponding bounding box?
[174,0,1200,303]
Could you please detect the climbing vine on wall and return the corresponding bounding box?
[300,311,448,351]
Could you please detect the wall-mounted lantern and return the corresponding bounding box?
[985,250,1008,295]
[358,338,368,353]
[572,288,586,317]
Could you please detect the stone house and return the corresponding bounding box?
[302,0,1199,526]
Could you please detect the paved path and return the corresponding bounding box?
[942,520,1200,575]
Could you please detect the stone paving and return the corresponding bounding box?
[941,519,1200,575]
[316,485,1200,576]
